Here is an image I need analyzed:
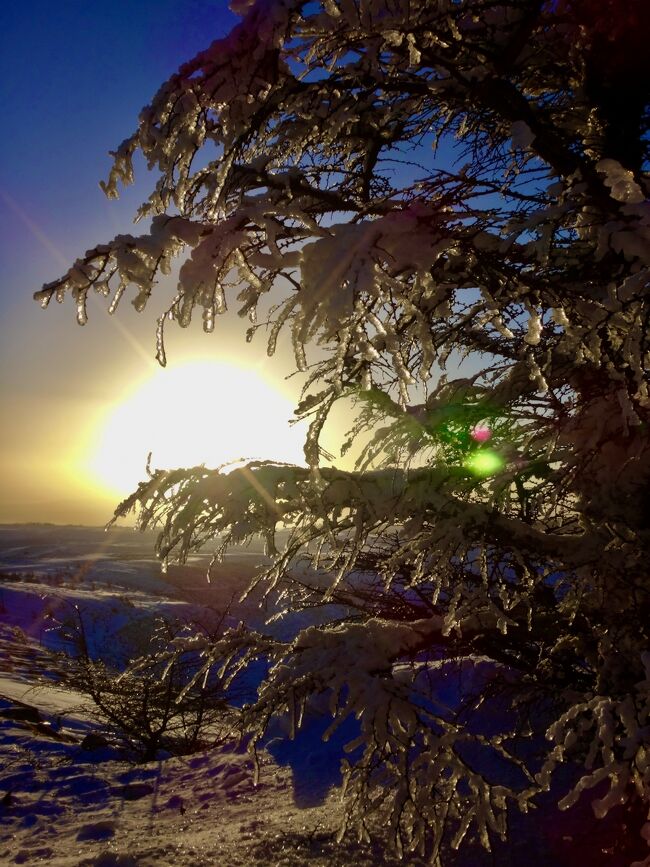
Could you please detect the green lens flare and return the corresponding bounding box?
[465,449,504,477]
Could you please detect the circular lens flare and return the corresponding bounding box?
[470,424,492,443]
[465,449,503,477]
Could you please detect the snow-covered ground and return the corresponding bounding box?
[1,525,643,866]
[0,525,419,866]
[0,672,351,867]
[0,680,352,866]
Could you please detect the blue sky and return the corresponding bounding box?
[0,2,281,523]
[0,1,470,524]
[1,1,237,286]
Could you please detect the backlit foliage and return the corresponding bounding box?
[39,1,649,862]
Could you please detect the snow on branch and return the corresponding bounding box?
[37,0,650,859]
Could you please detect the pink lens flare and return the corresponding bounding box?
[470,424,492,443]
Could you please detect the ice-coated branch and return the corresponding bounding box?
[37,0,650,860]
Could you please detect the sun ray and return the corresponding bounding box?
[1,186,156,370]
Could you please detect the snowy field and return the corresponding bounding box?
[0,524,422,865]
[0,525,634,866]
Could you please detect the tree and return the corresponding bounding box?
[45,600,236,760]
[37,0,649,862]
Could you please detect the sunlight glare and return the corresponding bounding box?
[88,359,307,497]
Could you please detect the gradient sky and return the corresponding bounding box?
[0,1,328,525]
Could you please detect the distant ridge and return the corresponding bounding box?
[0,522,141,530]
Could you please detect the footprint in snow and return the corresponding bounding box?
[88,854,140,866]
[119,782,155,801]
[76,820,116,842]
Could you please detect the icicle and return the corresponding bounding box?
[108,281,126,314]
[76,291,88,325]
[179,299,192,328]
[214,283,226,313]
[527,353,548,392]
[251,744,260,787]
[203,305,215,333]
[524,308,542,345]
[155,313,167,367]
[551,307,570,327]
[293,334,307,371]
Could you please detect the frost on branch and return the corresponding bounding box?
[40,0,649,861]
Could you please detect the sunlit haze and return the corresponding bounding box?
[0,2,325,526]
[89,360,308,498]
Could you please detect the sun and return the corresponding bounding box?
[88,359,307,497]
